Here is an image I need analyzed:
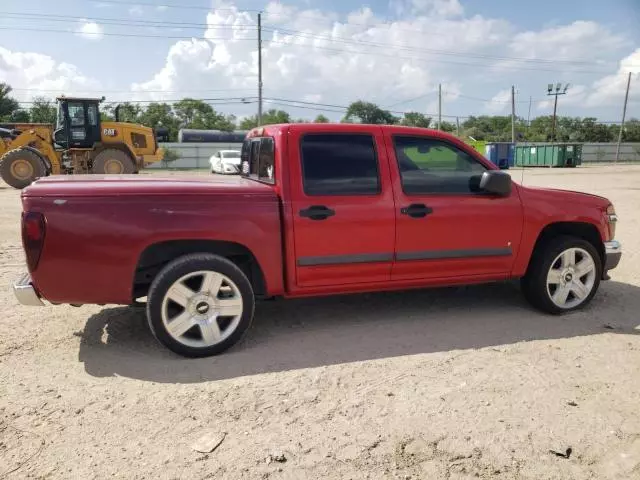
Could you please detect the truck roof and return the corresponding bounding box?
[248,123,463,143]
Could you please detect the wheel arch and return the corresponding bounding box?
[526,221,605,275]
[133,239,268,301]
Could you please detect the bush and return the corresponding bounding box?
[161,147,180,168]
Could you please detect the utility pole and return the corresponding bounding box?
[257,12,263,126]
[437,83,442,130]
[547,83,569,141]
[511,85,516,143]
[456,116,460,136]
[615,72,632,164]
[526,96,532,141]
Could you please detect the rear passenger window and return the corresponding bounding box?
[300,134,379,196]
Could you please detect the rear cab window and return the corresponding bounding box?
[299,133,380,196]
[241,136,275,184]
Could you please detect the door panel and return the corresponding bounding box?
[288,127,396,287]
[387,134,523,281]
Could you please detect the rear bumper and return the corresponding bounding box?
[13,272,44,306]
[603,240,622,278]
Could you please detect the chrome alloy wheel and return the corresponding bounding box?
[161,271,244,348]
[546,247,596,309]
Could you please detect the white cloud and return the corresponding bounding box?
[484,89,511,113]
[130,2,634,120]
[129,5,143,16]
[585,48,640,107]
[157,5,168,12]
[391,0,463,17]
[0,47,101,101]
[77,22,104,41]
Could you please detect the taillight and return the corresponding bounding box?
[22,212,46,271]
[606,204,617,240]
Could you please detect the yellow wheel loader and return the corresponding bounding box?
[0,96,164,189]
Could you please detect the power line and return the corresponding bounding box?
[87,0,257,12]
[266,39,615,76]
[385,92,437,108]
[267,27,606,67]
[12,87,257,93]
[0,11,256,29]
[16,97,258,105]
[0,26,257,41]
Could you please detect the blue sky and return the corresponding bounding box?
[1,0,639,122]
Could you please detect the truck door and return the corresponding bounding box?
[288,126,396,288]
[386,132,523,281]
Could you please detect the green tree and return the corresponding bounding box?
[461,116,518,141]
[439,121,456,133]
[112,102,142,123]
[139,103,180,142]
[576,118,613,142]
[9,109,30,122]
[29,97,57,124]
[343,101,397,124]
[620,118,640,142]
[313,114,330,123]
[161,147,181,168]
[0,82,19,121]
[239,109,291,129]
[401,112,431,128]
[173,98,235,131]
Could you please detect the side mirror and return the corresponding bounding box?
[480,170,511,196]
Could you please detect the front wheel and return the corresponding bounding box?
[91,149,136,174]
[0,149,46,189]
[521,235,602,314]
[146,254,255,357]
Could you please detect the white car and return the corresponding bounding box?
[210,150,241,174]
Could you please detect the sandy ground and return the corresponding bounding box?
[1,166,639,480]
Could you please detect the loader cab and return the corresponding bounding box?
[53,97,102,149]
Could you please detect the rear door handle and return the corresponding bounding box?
[400,203,433,218]
[299,205,335,220]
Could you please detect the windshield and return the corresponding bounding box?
[221,151,240,158]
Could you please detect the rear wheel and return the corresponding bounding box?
[0,149,46,189]
[146,254,255,357]
[521,235,602,314]
[91,149,136,174]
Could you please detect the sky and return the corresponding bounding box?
[1,0,639,123]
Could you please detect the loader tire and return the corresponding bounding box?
[91,149,136,175]
[0,149,46,189]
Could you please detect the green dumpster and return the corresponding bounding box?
[515,143,583,167]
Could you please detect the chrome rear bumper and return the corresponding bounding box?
[13,273,44,306]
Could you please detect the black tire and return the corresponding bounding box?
[0,149,46,189]
[91,149,136,174]
[521,235,602,314]
[146,253,255,358]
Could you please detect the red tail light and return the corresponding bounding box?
[22,212,46,271]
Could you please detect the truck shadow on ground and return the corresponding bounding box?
[79,280,640,383]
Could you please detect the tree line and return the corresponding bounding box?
[2,82,639,143]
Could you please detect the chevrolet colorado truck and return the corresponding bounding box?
[13,124,622,357]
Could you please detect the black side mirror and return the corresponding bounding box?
[480,170,511,196]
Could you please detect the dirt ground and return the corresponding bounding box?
[1,166,639,480]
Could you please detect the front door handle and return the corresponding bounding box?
[400,203,433,218]
[299,205,335,220]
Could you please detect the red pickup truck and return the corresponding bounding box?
[14,124,621,357]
